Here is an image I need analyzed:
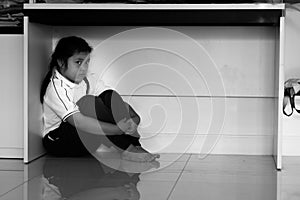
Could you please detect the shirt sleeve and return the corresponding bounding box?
[44,79,80,122]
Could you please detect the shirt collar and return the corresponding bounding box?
[53,69,77,88]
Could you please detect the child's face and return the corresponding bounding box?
[62,52,90,84]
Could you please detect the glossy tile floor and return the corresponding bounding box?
[0,154,299,200]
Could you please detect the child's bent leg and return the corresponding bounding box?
[98,90,131,123]
[76,91,160,161]
[76,94,116,124]
[76,92,141,151]
[77,90,133,124]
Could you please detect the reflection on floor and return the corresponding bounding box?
[0,154,299,200]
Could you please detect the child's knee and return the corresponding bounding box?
[77,95,95,107]
[97,89,115,98]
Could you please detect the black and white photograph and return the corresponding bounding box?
[0,0,300,199]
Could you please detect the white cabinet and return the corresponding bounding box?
[0,35,24,158]
[23,3,285,169]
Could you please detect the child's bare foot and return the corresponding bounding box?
[121,159,160,173]
[135,146,160,160]
[122,145,155,162]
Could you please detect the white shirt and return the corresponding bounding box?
[42,69,111,136]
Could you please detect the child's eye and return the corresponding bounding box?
[76,61,82,65]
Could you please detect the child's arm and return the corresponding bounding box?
[66,113,130,136]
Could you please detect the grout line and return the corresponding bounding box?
[166,153,192,200]
[0,173,41,199]
[0,183,26,199]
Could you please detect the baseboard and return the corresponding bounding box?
[140,134,273,155]
[0,148,23,159]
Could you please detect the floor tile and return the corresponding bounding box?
[0,158,25,197]
[0,171,24,197]
[1,154,300,200]
[169,155,284,200]
[0,175,53,200]
[1,156,178,200]
[153,161,187,173]
[0,175,178,200]
[184,155,276,175]
[23,157,46,182]
[169,180,278,200]
[189,154,274,162]
[137,181,177,200]
[139,171,181,181]
[0,185,23,200]
[177,171,277,184]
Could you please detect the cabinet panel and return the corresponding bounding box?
[122,96,275,136]
[0,35,23,158]
[272,17,284,170]
[24,18,52,163]
[53,26,276,97]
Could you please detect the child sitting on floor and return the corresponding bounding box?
[40,36,159,162]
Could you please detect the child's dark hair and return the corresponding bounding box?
[40,36,92,103]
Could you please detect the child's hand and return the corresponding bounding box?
[125,118,138,135]
[117,118,131,133]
